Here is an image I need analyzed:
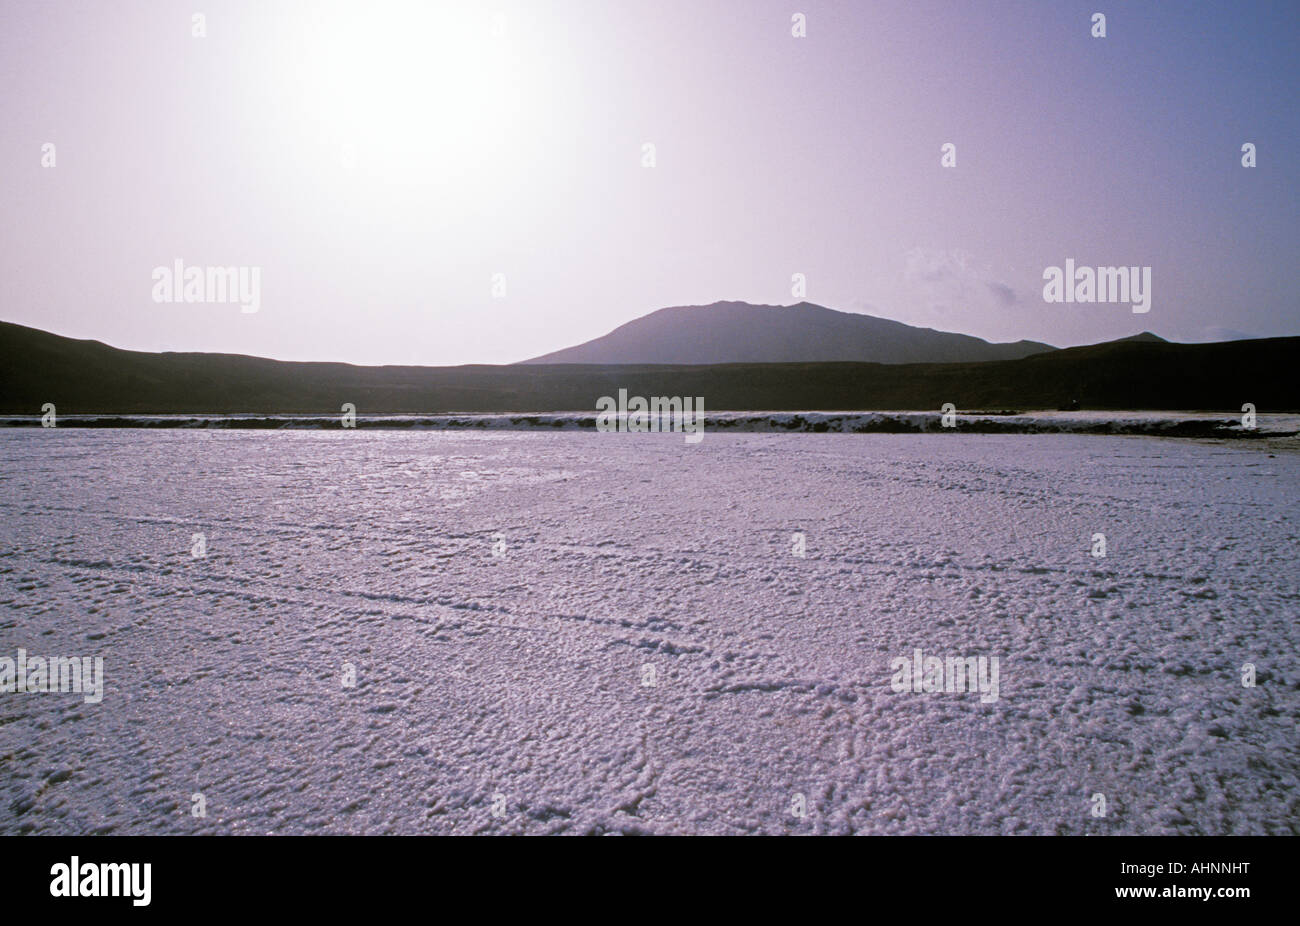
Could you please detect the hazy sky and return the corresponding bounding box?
[2,0,1296,364]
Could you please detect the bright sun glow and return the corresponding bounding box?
[282,3,533,184]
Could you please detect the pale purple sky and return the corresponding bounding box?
[2,0,1296,364]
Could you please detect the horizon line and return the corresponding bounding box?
[0,302,1223,369]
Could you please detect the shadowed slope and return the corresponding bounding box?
[0,319,1295,414]
[522,301,1056,364]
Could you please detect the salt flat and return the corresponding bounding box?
[0,430,1297,834]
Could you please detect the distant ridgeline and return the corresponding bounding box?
[0,319,1296,416]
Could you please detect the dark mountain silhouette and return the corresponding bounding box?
[1,319,1296,415]
[522,301,1056,364]
[1115,331,1168,343]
